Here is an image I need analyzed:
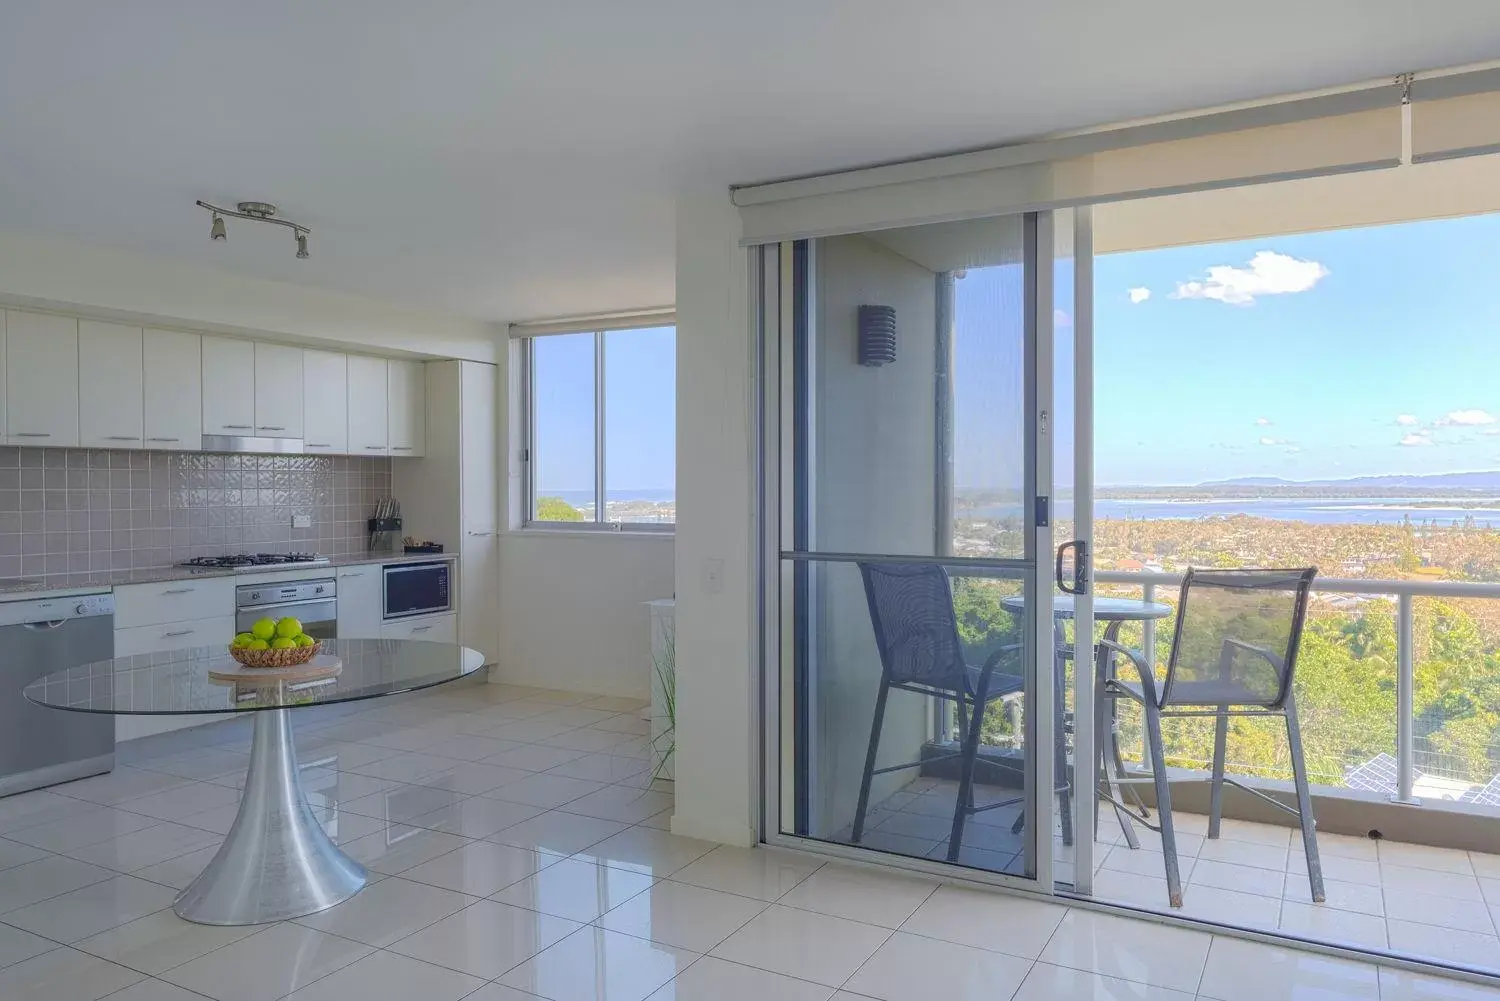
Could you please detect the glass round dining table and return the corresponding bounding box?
[23,638,486,926]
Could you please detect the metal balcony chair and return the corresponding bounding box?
[851,562,1071,864]
[1099,566,1324,907]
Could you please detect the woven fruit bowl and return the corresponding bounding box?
[227,642,322,669]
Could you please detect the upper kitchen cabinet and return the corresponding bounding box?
[201,335,256,437]
[78,320,144,449]
[302,350,348,454]
[347,355,389,454]
[6,310,79,447]
[252,342,304,439]
[142,328,202,450]
[387,359,426,457]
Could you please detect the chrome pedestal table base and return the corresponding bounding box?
[174,708,365,925]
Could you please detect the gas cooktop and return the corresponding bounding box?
[177,553,330,569]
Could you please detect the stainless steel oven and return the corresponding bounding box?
[383,561,452,620]
[235,578,337,639]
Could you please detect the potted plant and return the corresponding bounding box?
[648,600,675,781]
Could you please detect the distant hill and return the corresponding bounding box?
[1201,471,1500,490]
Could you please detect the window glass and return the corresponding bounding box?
[531,332,595,522]
[604,326,676,524]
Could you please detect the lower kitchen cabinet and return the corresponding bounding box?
[380,612,457,643]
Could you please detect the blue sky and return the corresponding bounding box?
[533,325,675,497]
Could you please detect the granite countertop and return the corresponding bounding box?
[0,550,457,601]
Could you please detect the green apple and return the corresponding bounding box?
[270,637,296,650]
[251,618,277,641]
[275,617,303,639]
[245,638,270,651]
[294,634,315,647]
[231,632,255,648]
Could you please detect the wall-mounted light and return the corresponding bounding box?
[196,200,310,260]
[858,304,896,367]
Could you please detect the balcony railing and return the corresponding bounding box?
[1094,569,1500,807]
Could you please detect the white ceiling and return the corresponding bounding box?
[2,2,1500,325]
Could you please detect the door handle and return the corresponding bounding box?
[222,425,254,430]
[257,426,286,431]
[1056,540,1088,595]
[161,629,195,637]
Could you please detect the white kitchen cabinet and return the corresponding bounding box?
[303,350,348,454]
[143,328,202,450]
[253,342,304,439]
[387,359,426,457]
[459,363,498,533]
[381,612,457,644]
[78,320,145,449]
[6,310,79,447]
[335,564,382,638]
[201,336,256,437]
[347,355,389,455]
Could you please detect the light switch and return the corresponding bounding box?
[291,513,312,529]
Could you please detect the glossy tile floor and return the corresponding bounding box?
[0,681,1494,1000]
[862,773,1500,974]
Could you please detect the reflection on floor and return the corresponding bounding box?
[853,775,1500,975]
[0,683,1494,1000]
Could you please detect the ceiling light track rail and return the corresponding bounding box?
[195,200,311,259]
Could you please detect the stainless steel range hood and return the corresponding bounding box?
[201,435,305,455]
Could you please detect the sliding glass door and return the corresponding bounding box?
[760,211,1095,890]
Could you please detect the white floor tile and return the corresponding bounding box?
[420,734,525,763]
[1189,858,1285,898]
[1012,962,1195,1000]
[1380,840,1477,875]
[73,908,259,975]
[161,923,373,1001]
[560,786,673,825]
[1473,854,1500,880]
[1378,966,1500,1000]
[401,840,561,896]
[114,781,240,823]
[1382,862,1485,902]
[419,760,535,796]
[94,978,210,1001]
[1291,852,1381,886]
[128,844,224,891]
[1278,901,1389,950]
[0,790,100,833]
[1282,875,1384,917]
[1,874,175,943]
[1178,884,1282,930]
[52,768,191,808]
[486,773,609,810]
[6,806,158,853]
[1196,835,1288,871]
[777,863,937,929]
[1100,843,1195,881]
[485,745,591,772]
[0,922,56,969]
[1387,919,1500,968]
[544,728,640,754]
[599,880,767,953]
[491,856,654,922]
[490,809,628,855]
[546,755,652,785]
[646,955,831,1001]
[0,946,143,1001]
[0,855,115,914]
[487,719,586,744]
[340,825,471,875]
[500,926,698,1001]
[1197,936,1379,1001]
[669,846,819,900]
[407,795,545,839]
[66,821,221,873]
[0,839,49,873]
[1039,907,1211,992]
[281,948,485,1001]
[842,929,1030,1001]
[1384,887,1497,933]
[291,874,477,947]
[342,783,471,825]
[899,884,1067,960]
[1214,818,1292,848]
[709,904,890,987]
[387,899,582,979]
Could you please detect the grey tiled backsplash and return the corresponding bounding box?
[0,448,393,578]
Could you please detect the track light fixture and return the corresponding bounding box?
[196,200,310,260]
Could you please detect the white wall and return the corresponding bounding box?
[494,532,674,699]
[810,234,938,835]
[670,191,758,847]
[0,229,501,361]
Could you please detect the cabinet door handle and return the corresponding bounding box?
[339,571,365,578]
[306,443,331,448]
[365,445,386,450]
[161,629,195,637]
[222,425,254,430]
[391,446,413,451]
[148,437,181,442]
[13,433,50,438]
[257,426,286,431]
[410,625,432,633]
[161,588,195,595]
[105,435,141,441]
[467,531,495,537]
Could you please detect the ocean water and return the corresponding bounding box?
[1079,497,1500,525]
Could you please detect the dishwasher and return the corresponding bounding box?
[0,591,116,797]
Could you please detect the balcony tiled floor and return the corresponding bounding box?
[0,683,1495,1000]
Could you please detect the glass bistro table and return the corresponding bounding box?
[23,638,485,925]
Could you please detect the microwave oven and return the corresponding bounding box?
[383,561,452,620]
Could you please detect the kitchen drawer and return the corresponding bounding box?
[114,577,234,628]
[379,613,457,644]
[115,615,235,656]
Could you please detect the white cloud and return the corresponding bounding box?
[1171,251,1329,306]
[1127,287,1151,304]
[1254,417,1272,427]
[1435,409,1496,426]
[1284,446,1302,454]
[1394,414,1419,427]
[1483,428,1500,436]
[1258,436,1290,446]
[1399,432,1433,447]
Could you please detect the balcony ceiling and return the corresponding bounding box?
[2,2,1500,325]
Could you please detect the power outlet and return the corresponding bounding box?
[702,557,725,594]
[291,513,312,529]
